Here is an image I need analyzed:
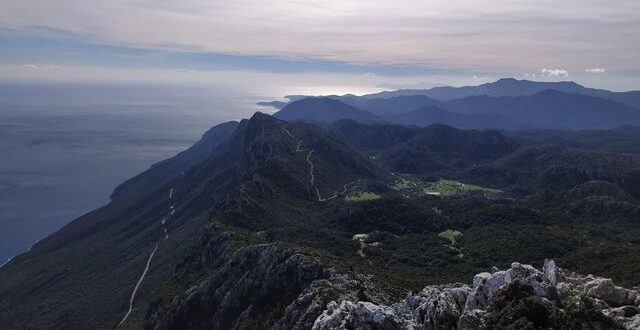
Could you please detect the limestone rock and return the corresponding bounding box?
[465,262,557,311]
[405,284,470,330]
[583,278,638,307]
[626,314,640,330]
[311,300,405,330]
[543,259,563,285]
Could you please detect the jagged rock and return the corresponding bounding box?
[465,262,557,311]
[274,273,385,330]
[483,281,565,329]
[149,240,328,330]
[457,309,486,330]
[543,259,563,285]
[583,278,638,307]
[626,314,640,330]
[304,260,640,330]
[556,282,572,300]
[610,305,640,318]
[354,302,404,329]
[151,253,640,329]
[311,300,404,330]
[464,272,504,311]
[312,301,357,329]
[405,284,470,330]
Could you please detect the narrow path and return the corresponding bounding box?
[117,188,175,327]
[305,149,322,200]
[0,257,12,269]
[319,182,356,202]
[282,127,354,202]
[117,243,159,327]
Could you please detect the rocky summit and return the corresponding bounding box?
[299,260,640,330]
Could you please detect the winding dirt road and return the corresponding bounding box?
[117,187,175,327]
[282,127,354,202]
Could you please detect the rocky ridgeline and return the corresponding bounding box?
[149,227,639,329]
[309,260,640,330]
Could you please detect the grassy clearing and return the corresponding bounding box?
[439,229,464,258]
[392,177,417,190]
[438,229,463,245]
[423,180,502,198]
[346,191,382,202]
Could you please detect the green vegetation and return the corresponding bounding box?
[439,229,464,258]
[438,229,462,245]
[391,176,417,190]
[423,179,502,197]
[346,191,381,202]
[387,177,503,200]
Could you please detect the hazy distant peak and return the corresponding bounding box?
[274,97,379,123]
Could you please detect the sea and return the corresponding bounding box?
[0,82,279,263]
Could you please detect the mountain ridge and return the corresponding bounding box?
[264,85,640,130]
[2,111,640,329]
[362,78,640,108]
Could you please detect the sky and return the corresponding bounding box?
[0,0,639,92]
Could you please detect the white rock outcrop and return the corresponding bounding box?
[308,259,640,329]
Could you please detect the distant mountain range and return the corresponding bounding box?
[359,78,640,108]
[266,78,640,130]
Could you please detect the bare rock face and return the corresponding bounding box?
[542,259,563,285]
[405,284,470,330]
[583,278,638,307]
[148,230,329,330]
[311,301,405,330]
[302,260,639,330]
[464,262,558,311]
[148,235,638,330]
[274,273,390,330]
[627,314,640,330]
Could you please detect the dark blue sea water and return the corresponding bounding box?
[0,83,276,263]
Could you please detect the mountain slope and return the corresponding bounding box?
[327,119,420,152]
[0,112,385,329]
[110,120,239,202]
[338,95,442,115]
[389,105,526,129]
[3,111,640,329]
[274,97,380,123]
[444,90,640,129]
[506,126,640,155]
[378,124,520,174]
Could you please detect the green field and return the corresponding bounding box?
[346,191,382,202]
[438,229,463,245]
[391,176,417,190]
[439,229,464,258]
[423,179,502,197]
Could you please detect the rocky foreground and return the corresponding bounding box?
[151,231,640,330]
[308,260,640,330]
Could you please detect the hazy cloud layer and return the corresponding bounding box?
[542,68,570,78]
[1,0,639,74]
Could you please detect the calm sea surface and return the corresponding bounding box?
[0,83,277,263]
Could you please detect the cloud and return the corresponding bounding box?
[0,0,639,72]
[22,64,61,70]
[585,68,606,73]
[541,68,569,77]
